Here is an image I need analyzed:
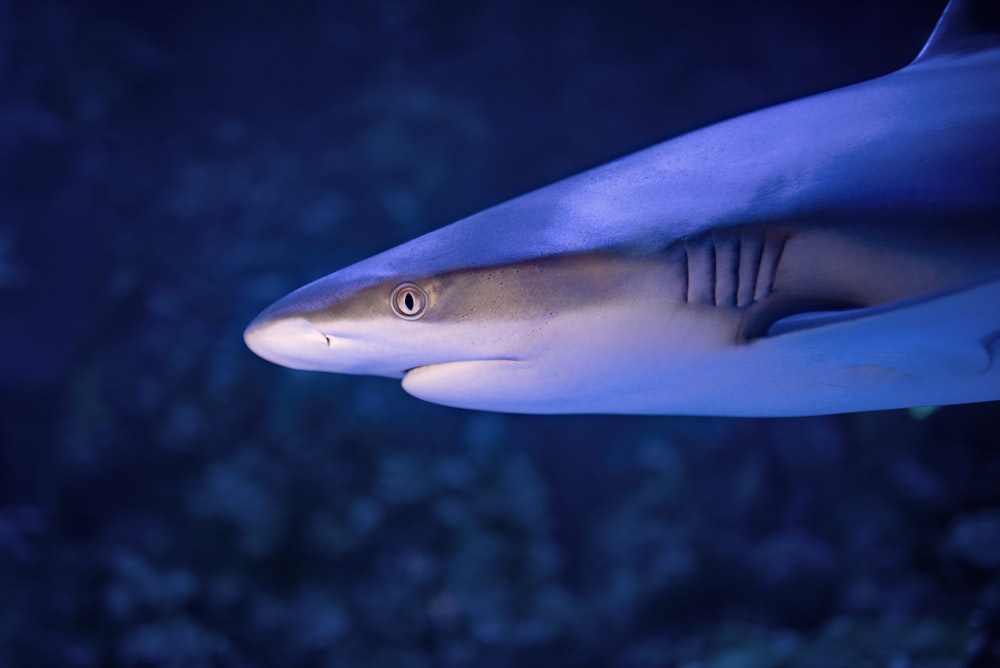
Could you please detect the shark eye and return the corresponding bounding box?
[391,283,428,320]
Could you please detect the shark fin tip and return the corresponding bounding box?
[914,0,1000,63]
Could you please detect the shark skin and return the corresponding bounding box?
[245,0,1000,416]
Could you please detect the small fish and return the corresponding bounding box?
[246,0,1000,416]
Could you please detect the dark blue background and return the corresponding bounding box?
[2,0,999,666]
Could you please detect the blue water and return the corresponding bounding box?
[2,0,997,666]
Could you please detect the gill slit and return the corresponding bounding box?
[678,227,788,308]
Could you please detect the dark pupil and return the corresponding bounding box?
[404,292,415,311]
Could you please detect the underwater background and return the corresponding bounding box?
[2,0,999,666]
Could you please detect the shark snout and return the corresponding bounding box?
[244,312,332,371]
[244,300,412,378]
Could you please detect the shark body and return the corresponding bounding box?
[245,0,1000,416]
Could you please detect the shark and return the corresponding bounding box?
[245,0,1000,416]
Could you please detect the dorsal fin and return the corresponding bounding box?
[914,0,1000,63]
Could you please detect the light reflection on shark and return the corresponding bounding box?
[245,0,1000,416]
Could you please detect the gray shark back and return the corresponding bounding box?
[334,26,1000,293]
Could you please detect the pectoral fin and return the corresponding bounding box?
[766,272,1000,380]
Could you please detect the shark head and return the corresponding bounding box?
[246,246,754,413]
[246,0,1000,416]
